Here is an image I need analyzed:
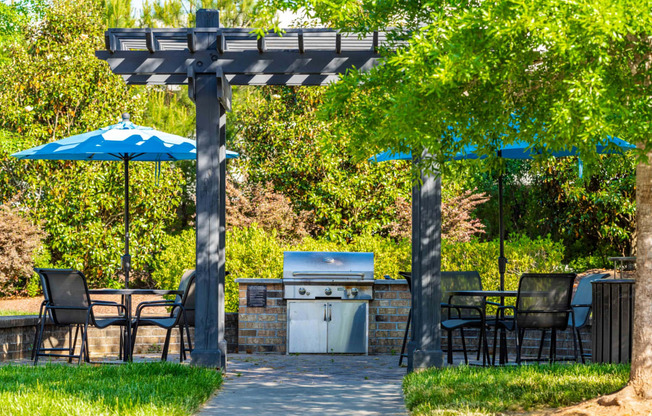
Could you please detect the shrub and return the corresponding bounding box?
[0,201,45,295]
[442,234,566,292]
[151,227,564,313]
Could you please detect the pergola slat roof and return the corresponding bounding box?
[97,28,394,86]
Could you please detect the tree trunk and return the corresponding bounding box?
[631,151,652,397]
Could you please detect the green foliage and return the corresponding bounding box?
[0,0,184,287]
[442,235,566,293]
[140,0,257,28]
[231,86,413,240]
[0,201,44,294]
[152,225,563,312]
[403,363,629,415]
[103,0,136,28]
[0,362,222,416]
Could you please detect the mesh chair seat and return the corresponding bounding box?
[95,317,129,328]
[134,317,178,328]
[441,318,485,330]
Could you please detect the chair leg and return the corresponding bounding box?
[161,328,172,361]
[179,324,185,362]
[447,329,453,365]
[460,328,469,364]
[130,323,139,358]
[398,309,411,366]
[184,324,193,356]
[549,329,557,364]
[537,329,546,362]
[33,311,48,366]
[78,321,89,365]
[515,328,522,365]
[576,328,586,363]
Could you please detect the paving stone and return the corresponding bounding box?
[198,354,408,416]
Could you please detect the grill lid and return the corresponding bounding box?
[283,251,374,281]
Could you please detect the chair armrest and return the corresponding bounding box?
[486,301,501,307]
[135,301,182,320]
[571,303,592,308]
[441,303,486,320]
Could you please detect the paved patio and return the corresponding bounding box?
[197,354,409,416]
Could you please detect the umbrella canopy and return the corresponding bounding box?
[370,137,634,162]
[12,114,239,288]
[371,136,634,291]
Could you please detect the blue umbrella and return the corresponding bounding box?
[13,113,239,288]
[371,136,634,290]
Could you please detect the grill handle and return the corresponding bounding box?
[328,303,332,322]
[292,272,365,277]
[323,303,327,321]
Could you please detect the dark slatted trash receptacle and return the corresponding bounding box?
[592,279,635,363]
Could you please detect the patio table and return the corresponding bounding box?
[89,288,183,361]
[445,290,518,365]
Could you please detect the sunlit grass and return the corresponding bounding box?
[404,363,629,415]
[0,310,36,316]
[0,362,222,416]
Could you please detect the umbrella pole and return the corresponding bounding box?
[122,158,131,289]
[498,155,507,292]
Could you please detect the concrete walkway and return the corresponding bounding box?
[197,354,409,416]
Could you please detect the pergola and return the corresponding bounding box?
[96,9,443,370]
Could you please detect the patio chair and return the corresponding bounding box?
[492,273,577,365]
[441,271,492,365]
[33,268,130,365]
[130,270,196,362]
[536,273,609,363]
[30,271,83,361]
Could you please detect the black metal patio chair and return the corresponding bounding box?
[441,271,492,365]
[33,268,130,365]
[536,273,609,363]
[492,273,577,365]
[130,270,196,362]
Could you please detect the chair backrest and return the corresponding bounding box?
[173,269,196,326]
[35,268,91,325]
[441,271,483,319]
[569,273,609,327]
[516,273,576,330]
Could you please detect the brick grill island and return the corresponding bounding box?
[236,278,592,358]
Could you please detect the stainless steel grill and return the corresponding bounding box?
[283,251,373,354]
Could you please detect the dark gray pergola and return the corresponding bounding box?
[96,9,442,370]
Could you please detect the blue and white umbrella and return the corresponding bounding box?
[371,136,634,291]
[13,113,239,288]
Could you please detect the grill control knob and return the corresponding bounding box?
[351,288,359,297]
[298,287,306,295]
[324,287,332,296]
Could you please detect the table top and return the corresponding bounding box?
[446,290,518,297]
[89,288,183,295]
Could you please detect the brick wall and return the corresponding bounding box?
[235,278,593,359]
[369,281,411,354]
[0,313,238,360]
[237,279,286,354]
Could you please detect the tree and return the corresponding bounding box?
[0,0,183,287]
[261,0,652,406]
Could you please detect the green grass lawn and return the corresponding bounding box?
[0,362,222,416]
[0,310,37,316]
[404,363,629,416]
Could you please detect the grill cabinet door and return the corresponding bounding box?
[287,301,328,353]
[326,301,368,354]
